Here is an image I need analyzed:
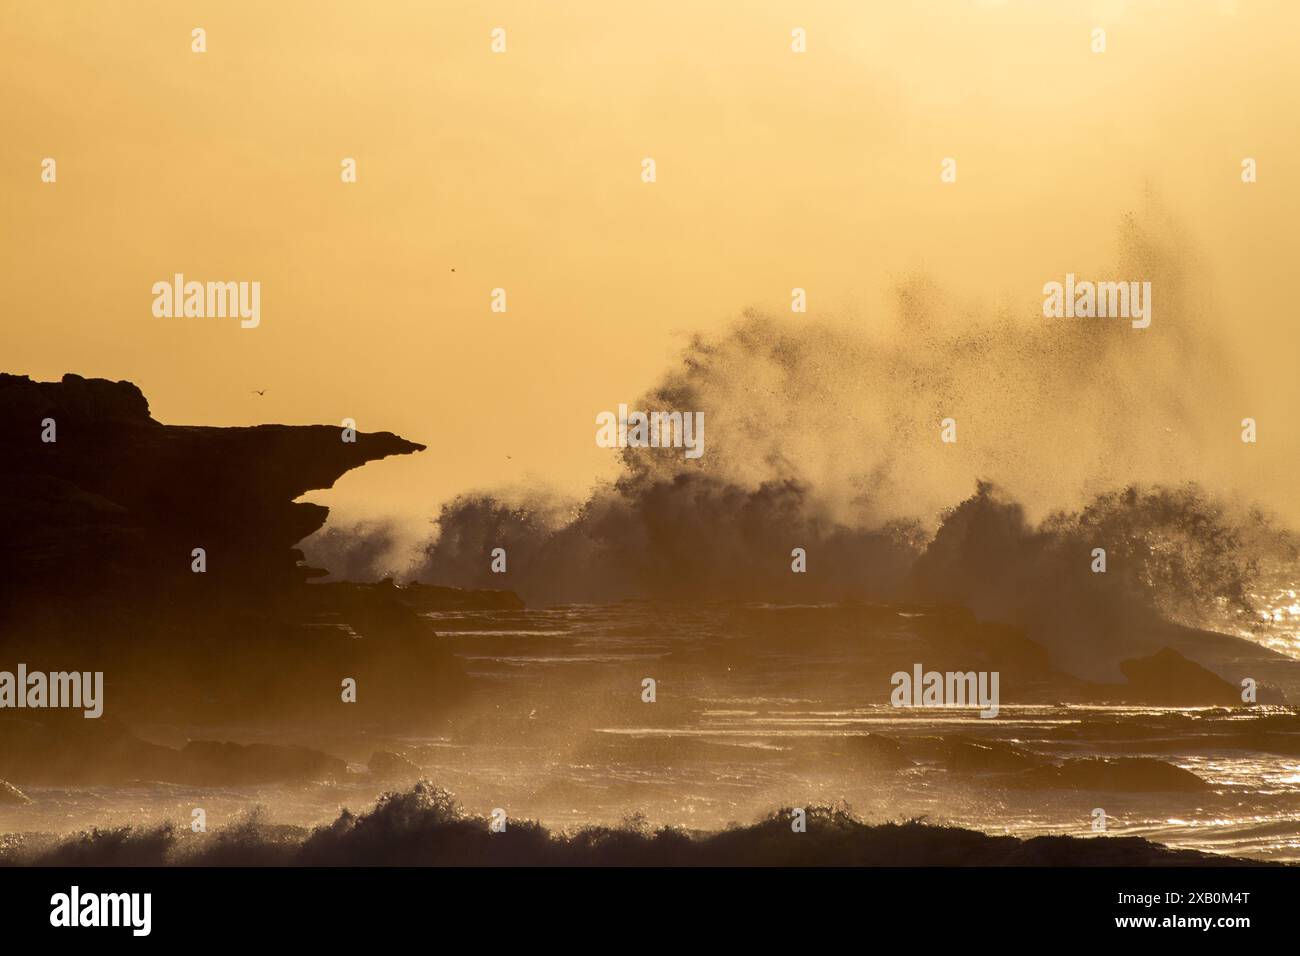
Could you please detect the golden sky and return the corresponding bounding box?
[4,1,1298,526]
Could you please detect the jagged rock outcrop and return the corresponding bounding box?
[0,372,425,604]
[1117,647,1243,705]
[0,373,465,725]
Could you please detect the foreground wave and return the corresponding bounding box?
[0,782,1274,867]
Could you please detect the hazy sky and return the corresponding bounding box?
[4,1,1297,527]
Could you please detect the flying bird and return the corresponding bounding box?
[252,389,267,396]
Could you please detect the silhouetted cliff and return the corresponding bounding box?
[0,372,425,606]
[0,373,472,725]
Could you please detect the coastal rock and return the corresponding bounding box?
[0,372,425,603]
[0,373,467,725]
[1011,756,1209,793]
[0,717,179,785]
[908,735,1043,773]
[0,717,346,786]
[1117,647,1241,706]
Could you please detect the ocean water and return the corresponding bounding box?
[4,601,1300,863]
[1218,562,1300,658]
[406,603,1300,862]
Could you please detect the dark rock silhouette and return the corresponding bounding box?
[1118,646,1242,705]
[0,717,175,785]
[1012,757,1210,793]
[0,373,466,727]
[0,372,424,602]
[0,717,345,786]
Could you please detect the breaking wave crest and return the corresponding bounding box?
[303,209,1297,655]
[1,782,1254,867]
